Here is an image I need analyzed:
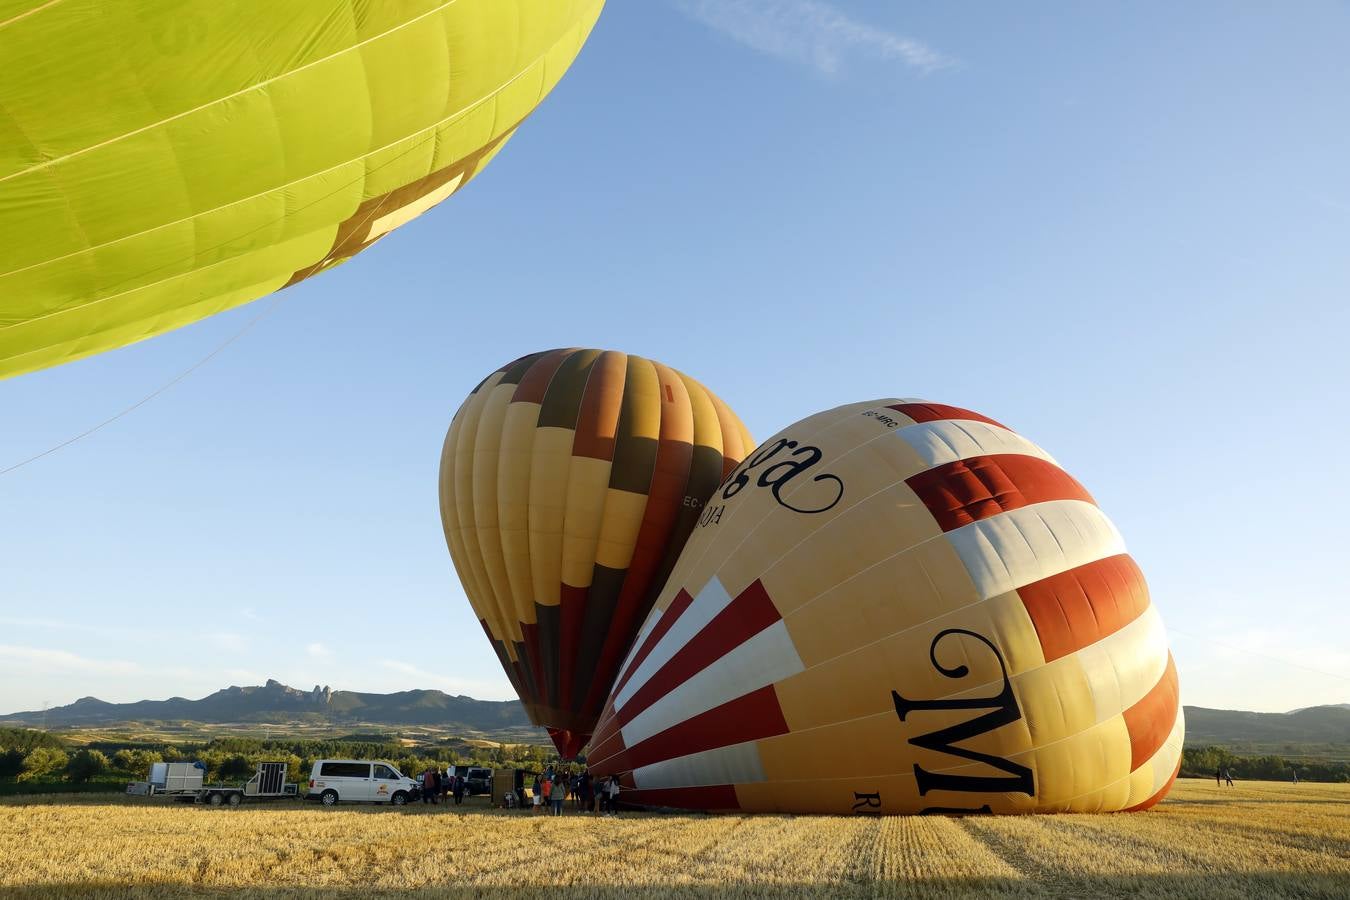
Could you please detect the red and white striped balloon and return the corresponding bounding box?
[587,399,1183,815]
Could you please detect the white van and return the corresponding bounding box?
[307,760,418,806]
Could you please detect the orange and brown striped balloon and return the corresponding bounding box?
[588,399,1183,814]
[439,349,753,757]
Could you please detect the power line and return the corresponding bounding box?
[1170,628,1350,684]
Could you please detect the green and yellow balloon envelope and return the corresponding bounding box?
[0,0,604,378]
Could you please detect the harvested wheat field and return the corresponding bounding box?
[0,780,1345,899]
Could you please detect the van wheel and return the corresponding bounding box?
[208,792,224,807]
[320,790,339,807]
[227,793,242,807]
[391,791,408,806]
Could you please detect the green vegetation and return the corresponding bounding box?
[1181,745,1349,783]
[0,728,565,795]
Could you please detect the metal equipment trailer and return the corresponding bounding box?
[127,761,299,807]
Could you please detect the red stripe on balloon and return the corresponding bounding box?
[586,712,627,766]
[1125,759,1180,812]
[905,453,1095,532]
[520,622,546,711]
[613,580,780,727]
[593,685,788,773]
[624,784,741,811]
[556,584,588,713]
[1123,654,1180,771]
[1018,554,1151,662]
[888,402,1007,430]
[611,588,696,697]
[511,349,573,404]
[578,434,697,722]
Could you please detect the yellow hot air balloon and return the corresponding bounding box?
[439,349,753,758]
[589,399,1182,815]
[0,0,604,378]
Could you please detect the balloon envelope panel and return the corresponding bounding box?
[439,349,753,757]
[588,399,1182,815]
[0,0,604,378]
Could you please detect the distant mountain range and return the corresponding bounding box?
[1184,704,1350,746]
[2,682,1346,748]
[0,679,534,733]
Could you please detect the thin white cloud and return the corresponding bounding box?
[0,616,136,637]
[0,644,141,676]
[306,642,332,659]
[378,660,513,700]
[674,0,954,76]
[208,632,247,652]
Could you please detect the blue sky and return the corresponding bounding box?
[2,1,1348,715]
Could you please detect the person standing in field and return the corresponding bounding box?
[578,771,592,813]
[1225,767,1234,787]
[540,771,552,812]
[422,768,438,804]
[1292,768,1298,785]
[551,772,566,816]
[532,774,543,814]
[605,775,620,816]
[453,772,465,805]
[1215,766,1222,787]
[593,775,605,815]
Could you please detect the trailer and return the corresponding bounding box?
[127,761,299,807]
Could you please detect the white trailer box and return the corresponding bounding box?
[149,762,204,793]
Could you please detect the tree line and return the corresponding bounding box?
[4,728,1346,790]
[0,728,560,792]
[1180,746,1348,783]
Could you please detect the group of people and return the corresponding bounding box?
[420,767,468,804]
[528,768,620,816]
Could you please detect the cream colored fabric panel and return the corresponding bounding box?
[634,743,766,792]
[945,500,1126,601]
[594,489,649,571]
[896,418,1058,468]
[560,457,613,588]
[451,372,506,640]
[472,381,522,643]
[498,400,543,626]
[527,427,574,608]
[440,408,484,617]
[1072,606,1169,724]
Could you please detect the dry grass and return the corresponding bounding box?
[0,779,1345,898]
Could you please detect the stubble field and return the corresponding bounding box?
[0,779,1345,899]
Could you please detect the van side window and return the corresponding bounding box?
[320,762,370,778]
[373,765,397,780]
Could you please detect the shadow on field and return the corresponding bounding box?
[3,872,1348,899]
